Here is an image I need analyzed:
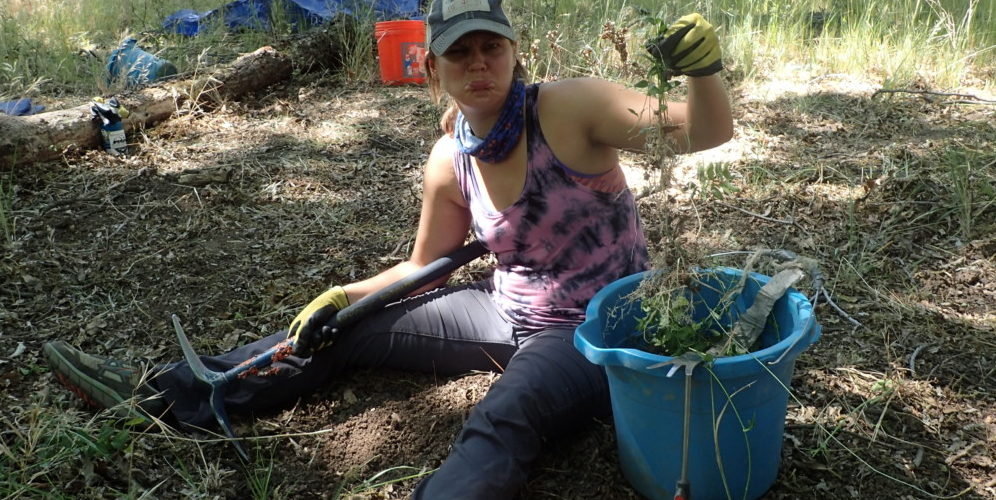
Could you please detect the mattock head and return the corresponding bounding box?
[172,314,249,462]
[208,384,250,462]
[648,351,705,377]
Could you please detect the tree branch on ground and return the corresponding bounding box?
[1,45,297,167]
[872,88,996,104]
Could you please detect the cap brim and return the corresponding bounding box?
[430,19,517,55]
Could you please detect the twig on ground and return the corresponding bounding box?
[908,344,928,377]
[872,88,996,104]
[941,100,996,106]
[714,200,796,225]
[944,441,983,466]
[813,287,864,329]
[479,347,506,373]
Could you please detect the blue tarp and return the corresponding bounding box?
[164,0,420,36]
[107,38,179,87]
[0,98,45,116]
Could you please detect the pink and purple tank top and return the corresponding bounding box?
[453,83,650,329]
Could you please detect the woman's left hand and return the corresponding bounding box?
[646,13,724,78]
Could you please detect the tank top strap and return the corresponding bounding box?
[451,138,475,204]
[524,83,543,163]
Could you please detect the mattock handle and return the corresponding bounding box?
[170,240,490,462]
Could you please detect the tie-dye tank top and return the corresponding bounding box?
[453,83,650,329]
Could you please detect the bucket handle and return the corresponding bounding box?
[767,310,817,365]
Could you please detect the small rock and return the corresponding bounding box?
[343,388,358,404]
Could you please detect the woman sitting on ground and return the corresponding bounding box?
[44,0,732,497]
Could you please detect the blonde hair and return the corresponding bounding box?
[425,50,527,136]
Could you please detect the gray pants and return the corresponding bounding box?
[153,281,611,499]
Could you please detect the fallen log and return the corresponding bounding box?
[0,45,294,167]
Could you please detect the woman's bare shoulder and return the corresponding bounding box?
[427,134,456,165]
[537,78,646,127]
[425,134,460,184]
[539,77,629,103]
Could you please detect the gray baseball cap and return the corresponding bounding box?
[427,0,518,56]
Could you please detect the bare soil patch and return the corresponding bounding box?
[2,69,993,499]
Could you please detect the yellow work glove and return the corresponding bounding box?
[646,13,723,78]
[287,286,349,356]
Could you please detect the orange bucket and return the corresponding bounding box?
[374,20,427,85]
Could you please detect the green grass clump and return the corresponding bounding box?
[943,146,996,241]
[0,407,133,497]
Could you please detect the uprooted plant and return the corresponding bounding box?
[627,13,837,359]
[627,11,738,358]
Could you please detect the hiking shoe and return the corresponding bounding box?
[43,341,167,422]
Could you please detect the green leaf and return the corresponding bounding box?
[124,416,149,427]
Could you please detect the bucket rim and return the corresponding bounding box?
[374,20,425,40]
[575,268,820,376]
[374,20,425,29]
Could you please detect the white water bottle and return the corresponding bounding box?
[92,97,128,155]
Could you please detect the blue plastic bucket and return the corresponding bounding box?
[575,268,821,500]
[107,38,178,87]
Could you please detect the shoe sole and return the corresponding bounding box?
[43,342,127,411]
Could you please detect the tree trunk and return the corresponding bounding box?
[0,46,294,167]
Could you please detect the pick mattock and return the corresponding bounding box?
[171,241,489,461]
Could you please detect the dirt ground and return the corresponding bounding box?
[2,65,994,499]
